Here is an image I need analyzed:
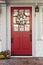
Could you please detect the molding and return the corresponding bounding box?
[0,1,5,4]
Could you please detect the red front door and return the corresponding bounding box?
[11,7,32,56]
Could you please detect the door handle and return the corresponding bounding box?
[11,38,14,43]
[30,34,32,41]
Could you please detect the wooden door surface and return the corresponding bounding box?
[11,7,32,56]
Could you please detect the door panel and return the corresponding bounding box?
[11,7,32,56]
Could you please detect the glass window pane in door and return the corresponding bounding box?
[19,25,24,31]
[25,10,30,16]
[13,25,18,31]
[25,17,30,24]
[13,17,17,23]
[13,10,18,16]
[25,25,30,31]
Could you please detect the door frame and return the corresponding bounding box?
[6,5,35,57]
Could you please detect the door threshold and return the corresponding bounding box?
[11,56,32,58]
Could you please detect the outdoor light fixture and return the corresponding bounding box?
[35,5,39,12]
[35,0,39,12]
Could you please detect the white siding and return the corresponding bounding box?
[1,4,6,51]
[0,3,43,57]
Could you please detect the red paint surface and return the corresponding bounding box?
[11,7,32,55]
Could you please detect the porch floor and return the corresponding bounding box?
[0,57,43,65]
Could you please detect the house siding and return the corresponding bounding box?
[0,3,43,57]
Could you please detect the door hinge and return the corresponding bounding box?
[11,38,14,43]
[30,34,32,42]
